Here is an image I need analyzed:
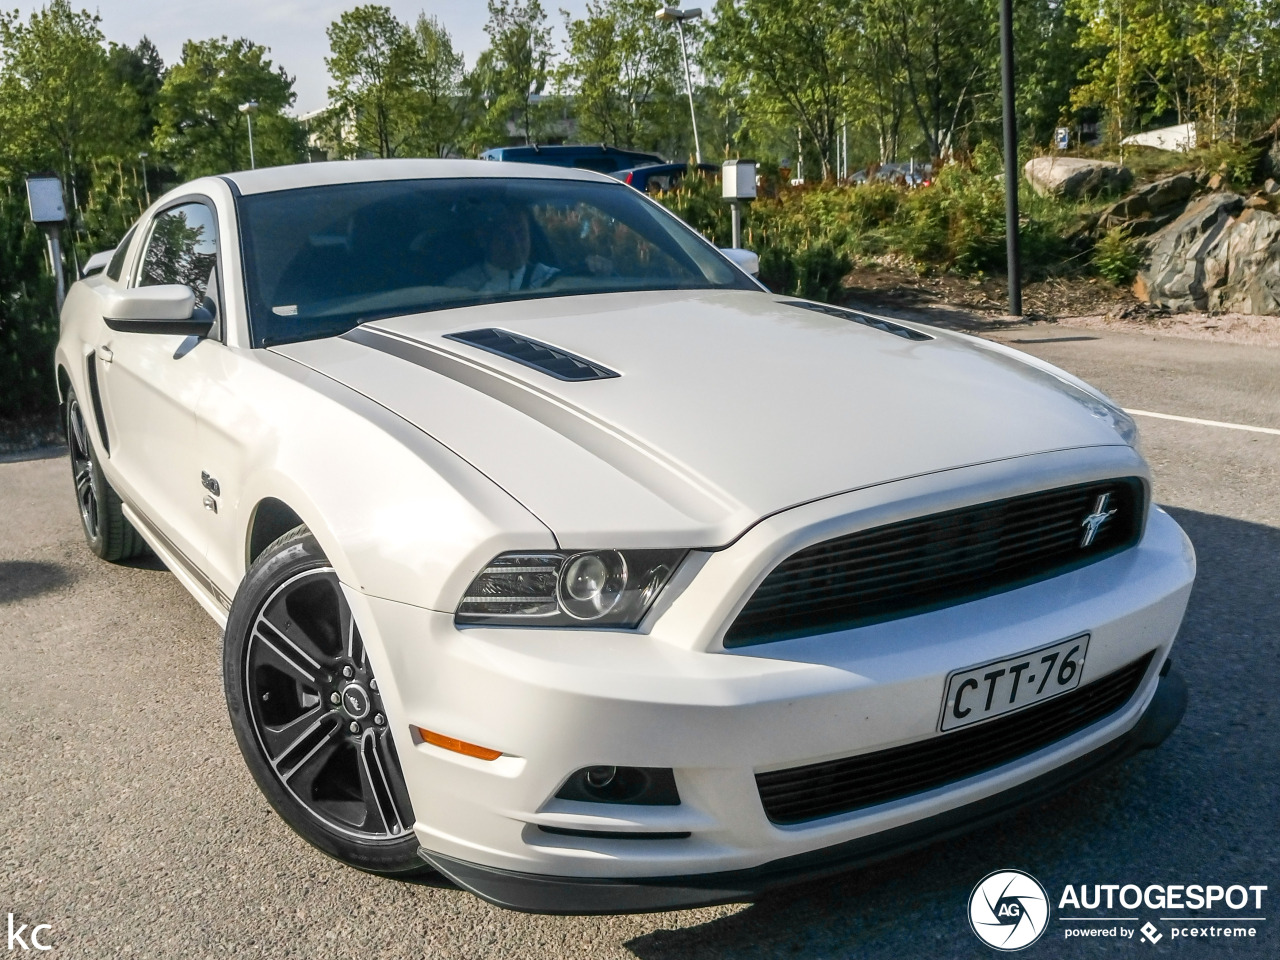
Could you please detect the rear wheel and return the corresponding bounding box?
[65,388,146,562]
[223,526,424,875]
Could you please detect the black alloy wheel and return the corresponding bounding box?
[65,387,146,562]
[223,526,424,875]
[67,395,100,540]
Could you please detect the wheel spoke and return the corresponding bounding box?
[69,404,88,456]
[276,714,344,787]
[256,703,326,762]
[74,466,93,507]
[345,608,366,670]
[358,730,410,835]
[251,618,323,685]
[258,578,344,668]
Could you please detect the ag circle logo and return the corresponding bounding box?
[968,869,1050,950]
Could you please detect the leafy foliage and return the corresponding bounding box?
[153,36,303,179]
[0,184,59,418]
[481,0,553,144]
[557,0,683,153]
[1092,226,1142,283]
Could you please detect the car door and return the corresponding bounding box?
[94,199,222,571]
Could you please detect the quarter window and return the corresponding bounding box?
[138,202,218,300]
[105,224,137,282]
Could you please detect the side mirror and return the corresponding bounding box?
[100,284,212,336]
[81,249,114,278]
[720,247,760,276]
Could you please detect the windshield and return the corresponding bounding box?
[235,177,755,346]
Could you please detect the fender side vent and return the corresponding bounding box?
[781,300,933,341]
[85,352,111,455]
[444,328,619,381]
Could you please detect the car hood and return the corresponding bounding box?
[272,290,1134,547]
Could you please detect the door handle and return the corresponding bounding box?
[98,345,114,364]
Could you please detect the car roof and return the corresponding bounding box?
[219,158,617,197]
[483,144,662,158]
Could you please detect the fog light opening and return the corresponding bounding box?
[555,765,680,805]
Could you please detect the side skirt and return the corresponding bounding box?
[120,501,232,628]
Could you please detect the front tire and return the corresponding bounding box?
[222,526,424,875]
[65,387,147,562]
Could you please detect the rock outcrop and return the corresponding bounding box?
[1134,192,1280,313]
[1203,209,1280,314]
[1097,172,1199,235]
[1024,156,1133,199]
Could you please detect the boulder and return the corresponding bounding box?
[1097,172,1200,235]
[1024,156,1133,199]
[1203,209,1280,314]
[1134,192,1244,310]
[1251,118,1280,180]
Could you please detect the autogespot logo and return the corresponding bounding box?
[969,870,1051,951]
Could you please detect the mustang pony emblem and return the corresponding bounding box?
[1080,493,1118,547]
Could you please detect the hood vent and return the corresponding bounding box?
[444,328,620,381]
[782,300,932,341]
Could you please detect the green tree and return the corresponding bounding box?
[153,36,302,179]
[707,0,857,179]
[862,0,998,159]
[108,36,165,145]
[325,5,417,158]
[406,14,467,157]
[483,0,553,144]
[0,1,135,185]
[558,0,682,151]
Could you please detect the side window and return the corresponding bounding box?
[137,202,219,301]
[105,223,137,282]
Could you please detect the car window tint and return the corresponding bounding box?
[105,224,137,281]
[235,177,754,347]
[138,202,218,300]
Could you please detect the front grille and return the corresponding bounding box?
[725,478,1144,647]
[756,651,1154,824]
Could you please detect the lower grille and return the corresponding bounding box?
[756,651,1154,825]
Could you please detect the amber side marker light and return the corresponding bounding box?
[414,726,503,761]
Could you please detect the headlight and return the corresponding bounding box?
[455,549,686,627]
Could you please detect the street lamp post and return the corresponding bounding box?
[239,101,260,170]
[138,151,150,206]
[656,6,702,164]
[998,0,1022,315]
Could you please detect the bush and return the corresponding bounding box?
[1092,226,1142,284]
[0,180,60,420]
[652,155,1091,302]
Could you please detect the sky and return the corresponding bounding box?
[17,0,595,115]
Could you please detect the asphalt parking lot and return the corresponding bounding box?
[2,325,1277,958]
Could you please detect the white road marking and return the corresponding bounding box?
[1126,409,1280,436]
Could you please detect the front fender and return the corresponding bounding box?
[206,348,554,612]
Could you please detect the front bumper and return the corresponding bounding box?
[420,663,1187,914]
[340,448,1195,912]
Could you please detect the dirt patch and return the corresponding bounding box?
[841,261,1280,347]
[0,414,64,461]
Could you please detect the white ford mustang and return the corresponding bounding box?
[56,159,1194,913]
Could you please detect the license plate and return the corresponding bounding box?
[939,634,1090,732]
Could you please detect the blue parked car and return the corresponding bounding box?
[610,162,722,193]
[479,144,665,174]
